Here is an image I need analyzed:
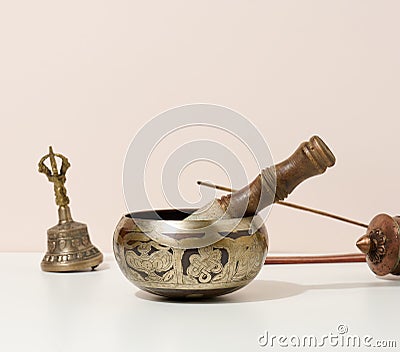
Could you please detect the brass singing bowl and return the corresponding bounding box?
[113,209,268,298]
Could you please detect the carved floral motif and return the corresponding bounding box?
[368,229,386,264]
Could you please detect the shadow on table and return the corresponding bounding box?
[135,279,400,304]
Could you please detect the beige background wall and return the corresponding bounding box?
[1,1,399,254]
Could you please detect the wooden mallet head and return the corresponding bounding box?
[357,214,400,276]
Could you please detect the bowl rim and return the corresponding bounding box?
[119,208,265,249]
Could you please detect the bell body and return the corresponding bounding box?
[41,220,103,272]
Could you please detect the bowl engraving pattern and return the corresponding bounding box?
[187,247,223,283]
[114,230,266,290]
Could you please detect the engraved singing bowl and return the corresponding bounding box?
[113,209,268,298]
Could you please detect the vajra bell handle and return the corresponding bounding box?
[38,146,73,223]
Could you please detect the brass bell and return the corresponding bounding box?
[38,147,103,272]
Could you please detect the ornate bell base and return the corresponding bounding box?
[41,254,103,272]
[41,220,103,272]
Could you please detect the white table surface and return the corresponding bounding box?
[1,253,399,352]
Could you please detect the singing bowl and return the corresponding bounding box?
[113,209,268,298]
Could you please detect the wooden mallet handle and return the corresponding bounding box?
[219,136,336,217]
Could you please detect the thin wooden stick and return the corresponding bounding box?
[265,253,365,264]
[198,181,233,193]
[197,180,368,228]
